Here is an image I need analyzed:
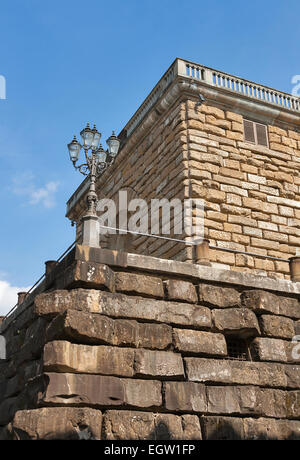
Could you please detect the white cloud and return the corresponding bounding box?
[0,280,30,316]
[11,171,59,208]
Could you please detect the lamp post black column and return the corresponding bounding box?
[67,124,120,247]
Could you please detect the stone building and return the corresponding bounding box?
[67,58,300,279]
[0,59,300,441]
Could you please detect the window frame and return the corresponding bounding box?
[243,118,269,148]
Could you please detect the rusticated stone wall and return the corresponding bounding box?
[0,246,300,440]
[67,82,300,279]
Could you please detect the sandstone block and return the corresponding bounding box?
[260,315,295,339]
[115,272,164,298]
[173,329,227,356]
[103,410,202,440]
[201,416,300,440]
[185,358,287,387]
[251,337,287,362]
[212,308,260,337]
[164,382,206,412]
[10,407,102,440]
[206,385,260,416]
[134,350,184,378]
[241,290,279,314]
[37,290,212,329]
[63,261,115,291]
[198,284,240,308]
[286,391,300,418]
[164,279,197,303]
[39,373,161,409]
[43,341,135,377]
[46,310,172,350]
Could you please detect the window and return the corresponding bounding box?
[226,337,251,361]
[243,119,269,147]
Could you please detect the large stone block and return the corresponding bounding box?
[46,310,172,350]
[39,373,161,409]
[185,358,287,387]
[9,407,102,440]
[212,308,260,337]
[286,391,300,419]
[103,410,202,440]
[115,272,164,298]
[198,284,240,308]
[173,329,227,356]
[260,315,295,339]
[285,364,300,389]
[201,416,300,440]
[164,382,207,412]
[43,341,135,377]
[134,350,184,378]
[37,290,212,329]
[206,386,260,416]
[62,261,115,292]
[164,280,197,303]
[97,291,211,328]
[241,290,300,319]
[251,337,288,362]
[241,290,280,314]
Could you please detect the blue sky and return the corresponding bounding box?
[0,0,299,314]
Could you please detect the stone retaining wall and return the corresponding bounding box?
[0,246,299,440]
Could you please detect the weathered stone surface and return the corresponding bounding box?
[9,407,102,440]
[251,337,288,362]
[115,272,164,298]
[260,315,295,339]
[135,322,172,350]
[295,320,300,335]
[198,284,240,308]
[134,350,184,378]
[286,391,300,419]
[212,308,260,337]
[201,416,300,440]
[43,341,135,377]
[123,379,162,408]
[39,373,161,409]
[97,291,212,328]
[63,261,115,292]
[164,279,197,303]
[37,290,212,329]
[241,290,300,319]
[34,290,73,317]
[185,358,287,387]
[103,410,202,440]
[285,364,300,389]
[206,386,260,416]
[259,389,287,418]
[46,309,172,350]
[164,382,206,412]
[6,317,49,361]
[241,290,280,314]
[173,329,227,356]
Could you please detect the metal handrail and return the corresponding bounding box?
[3,238,79,320]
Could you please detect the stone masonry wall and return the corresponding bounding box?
[71,95,300,279]
[184,99,300,280]
[0,246,300,440]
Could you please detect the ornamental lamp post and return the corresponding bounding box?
[67,123,120,247]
